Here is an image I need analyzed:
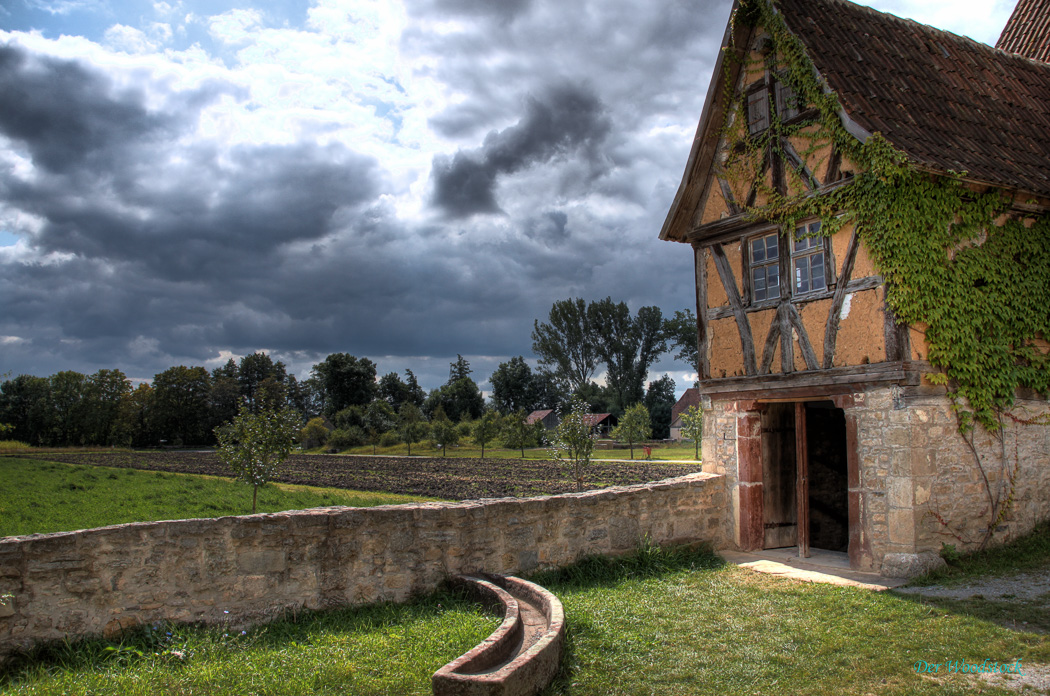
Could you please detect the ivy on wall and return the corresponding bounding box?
[719,0,1050,432]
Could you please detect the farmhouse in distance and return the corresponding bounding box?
[660,0,1050,576]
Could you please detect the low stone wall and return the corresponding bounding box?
[0,472,726,658]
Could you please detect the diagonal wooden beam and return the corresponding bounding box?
[745,147,771,208]
[760,312,781,375]
[710,243,758,375]
[717,176,741,216]
[781,139,820,191]
[824,143,842,185]
[823,227,861,369]
[786,303,820,370]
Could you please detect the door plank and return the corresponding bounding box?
[795,402,810,558]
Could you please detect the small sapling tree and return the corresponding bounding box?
[502,408,540,458]
[680,404,704,460]
[397,402,428,455]
[430,407,458,456]
[611,402,652,460]
[215,404,300,514]
[364,400,396,454]
[472,411,502,458]
[547,396,597,491]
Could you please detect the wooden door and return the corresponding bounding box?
[761,404,797,548]
[795,403,810,558]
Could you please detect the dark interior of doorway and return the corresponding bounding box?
[805,402,848,552]
[761,401,849,553]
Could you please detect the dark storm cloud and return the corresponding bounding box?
[434,0,531,21]
[0,43,382,282]
[0,45,175,173]
[0,0,734,391]
[523,210,569,246]
[430,81,611,217]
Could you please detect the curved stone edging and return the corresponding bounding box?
[432,574,565,696]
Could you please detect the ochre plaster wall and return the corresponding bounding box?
[797,297,832,366]
[707,253,729,308]
[829,288,886,366]
[0,474,727,659]
[700,183,730,225]
[710,317,747,377]
[748,308,776,367]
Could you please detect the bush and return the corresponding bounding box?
[328,426,366,451]
[300,417,330,449]
[0,440,31,452]
[379,431,401,447]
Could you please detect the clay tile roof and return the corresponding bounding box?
[526,409,553,425]
[777,0,1050,198]
[997,0,1050,63]
[671,388,700,422]
[581,414,613,427]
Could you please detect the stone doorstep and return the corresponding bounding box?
[720,550,909,591]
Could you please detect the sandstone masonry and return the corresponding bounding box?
[0,472,726,658]
[701,387,1050,575]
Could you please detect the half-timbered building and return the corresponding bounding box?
[660,0,1050,575]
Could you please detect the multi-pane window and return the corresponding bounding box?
[792,221,826,295]
[749,233,780,302]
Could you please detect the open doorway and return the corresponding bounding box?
[760,401,848,554]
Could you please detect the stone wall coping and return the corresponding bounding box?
[0,471,719,548]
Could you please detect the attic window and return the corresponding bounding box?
[775,77,801,121]
[747,76,801,135]
[747,87,770,134]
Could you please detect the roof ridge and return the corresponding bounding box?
[780,0,1003,56]
[773,0,1050,197]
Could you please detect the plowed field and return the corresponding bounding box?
[14,451,702,501]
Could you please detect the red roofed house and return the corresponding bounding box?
[660,0,1050,575]
[669,388,701,441]
[582,413,617,437]
[525,409,560,430]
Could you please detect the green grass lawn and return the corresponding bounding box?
[0,588,498,696]
[0,457,437,537]
[3,542,1047,695]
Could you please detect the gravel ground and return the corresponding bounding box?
[895,570,1050,693]
[893,569,1050,601]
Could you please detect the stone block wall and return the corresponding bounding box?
[0,473,726,658]
[702,386,1050,575]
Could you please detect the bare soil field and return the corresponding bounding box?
[12,451,703,501]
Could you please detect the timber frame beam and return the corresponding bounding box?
[697,360,925,400]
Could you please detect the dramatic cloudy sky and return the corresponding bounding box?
[0,0,1013,394]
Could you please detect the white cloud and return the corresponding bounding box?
[103,25,158,54]
[207,9,265,46]
[24,0,106,15]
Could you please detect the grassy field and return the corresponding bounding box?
[1,542,1047,695]
[16,451,699,501]
[340,441,703,462]
[0,457,436,537]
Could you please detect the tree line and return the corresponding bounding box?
[0,297,699,449]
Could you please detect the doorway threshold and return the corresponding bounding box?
[720,548,907,591]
